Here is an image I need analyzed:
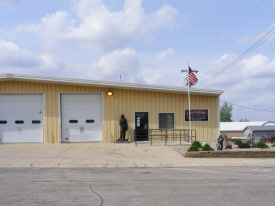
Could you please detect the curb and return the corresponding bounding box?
[184,150,275,158]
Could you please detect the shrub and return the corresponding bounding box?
[254,142,269,149]
[272,144,275,147]
[187,144,200,152]
[202,144,213,151]
[238,143,250,148]
[234,139,242,146]
[192,141,202,148]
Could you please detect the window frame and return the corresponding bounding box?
[158,113,175,129]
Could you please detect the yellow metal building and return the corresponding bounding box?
[0,74,224,144]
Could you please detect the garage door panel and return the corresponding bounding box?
[61,103,102,111]
[0,102,43,110]
[1,126,42,135]
[0,120,42,127]
[61,126,102,133]
[62,115,101,125]
[61,128,102,142]
[61,110,101,118]
[0,95,42,102]
[61,94,102,143]
[62,94,101,101]
[0,110,42,120]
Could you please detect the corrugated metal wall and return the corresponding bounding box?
[0,81,219,143]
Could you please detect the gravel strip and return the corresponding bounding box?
[169,141,275,156]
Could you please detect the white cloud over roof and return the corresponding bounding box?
[16,0,179,53]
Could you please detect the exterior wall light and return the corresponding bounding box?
[107,91,113,96]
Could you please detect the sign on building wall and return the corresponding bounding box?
[185,109,208,121]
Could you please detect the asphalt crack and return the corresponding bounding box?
[58,158,66,167]
[54,145,74,158]
[90,183,104,206]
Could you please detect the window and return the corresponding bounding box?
[0,120,7,124]
[69,120,78,123]
[15,120,24,124]
[159,113,174,129]
[86,119,95,123]
[32,120,41,124]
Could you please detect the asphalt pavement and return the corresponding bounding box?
[1,143,275,206]
[1,166,275,206]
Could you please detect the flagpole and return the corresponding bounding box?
[187,61,192,145]
[181,63,198,145]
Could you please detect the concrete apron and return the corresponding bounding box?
[1,143,275,168]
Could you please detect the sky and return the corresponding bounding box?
[0,0,275,122]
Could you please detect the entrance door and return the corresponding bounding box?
[135,112,149,141]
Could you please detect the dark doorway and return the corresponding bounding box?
[135,112,149,141]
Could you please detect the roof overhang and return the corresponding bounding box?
[0,73,224,96]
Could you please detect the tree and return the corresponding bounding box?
[239,118,249,122]
[220,102,233,122]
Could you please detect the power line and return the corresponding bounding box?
[220,100,275,113]
[198,24,275,86]
[176,1,266,88]
[198,0,266,65]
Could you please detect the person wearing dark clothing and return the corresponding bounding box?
[120,114,128,140]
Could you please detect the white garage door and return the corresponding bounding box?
[61,94,102,142]
[0,94,44,143]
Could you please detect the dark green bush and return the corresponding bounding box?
[191,141,202,148]
[238,143,250,148]
[187,144,200,152]
[272,144,275,147]
[254,142,268,149]
[202,144,213,151]
[234,139,242,146]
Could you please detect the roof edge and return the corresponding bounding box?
[0,73,224,96]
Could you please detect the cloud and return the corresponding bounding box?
[0,40,43,68]
[0,40,175,85]
[203,53,275,121]
[204,53,275,87]
[90,48,142,82]
[155,48,174,62]
[16,0,179,52]
[16,11,70,49]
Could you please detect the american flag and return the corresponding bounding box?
[186,66,198,85]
